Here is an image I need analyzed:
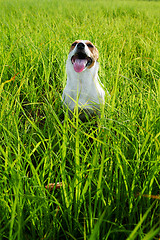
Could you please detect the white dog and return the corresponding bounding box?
[62,40,106,120]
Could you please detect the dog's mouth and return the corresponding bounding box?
[71,52,92,73]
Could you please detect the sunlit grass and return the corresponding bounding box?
[0,0,160,239]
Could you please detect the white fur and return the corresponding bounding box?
[62,40,105,116]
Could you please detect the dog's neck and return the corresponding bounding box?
[66,59,99,88]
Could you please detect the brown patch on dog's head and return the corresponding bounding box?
[85,41,99,69]
[69,40,80,53]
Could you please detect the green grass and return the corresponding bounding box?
[0,0,160,239]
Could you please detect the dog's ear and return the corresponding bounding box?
[89,45,99,61]
[92,47,99,61]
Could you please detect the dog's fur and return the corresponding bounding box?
[62,40,105,120]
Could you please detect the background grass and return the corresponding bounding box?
[0,0,160,239]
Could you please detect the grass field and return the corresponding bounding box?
[0,0,160,239]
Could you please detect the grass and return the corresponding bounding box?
[0,0,160,239]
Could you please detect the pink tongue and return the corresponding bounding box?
[73,59,87,73]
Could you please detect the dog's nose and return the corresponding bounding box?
[77,42,85,50]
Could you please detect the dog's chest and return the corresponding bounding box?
[66,73,100,103]
[62,60,105,112]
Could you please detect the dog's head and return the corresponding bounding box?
[68,40,99,73]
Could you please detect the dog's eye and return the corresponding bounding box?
[87,43,93,48]
[72,42,78,47]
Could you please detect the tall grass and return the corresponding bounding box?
[0,0,160,239]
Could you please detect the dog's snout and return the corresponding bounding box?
[77,42,85,50]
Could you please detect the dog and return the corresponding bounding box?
[62,40,106,120]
